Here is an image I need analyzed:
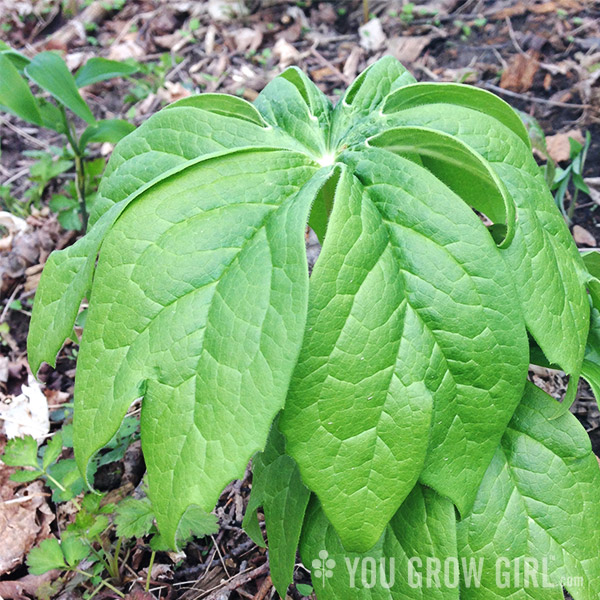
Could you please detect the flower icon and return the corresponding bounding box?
[312,550,336,585]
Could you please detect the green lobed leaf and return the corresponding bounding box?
[42,432,63,470]
[457,383,600,599]
[74,57,139,88]
[10,469,43,483]
[0,54,42,125]
[2,435,39,469]
[175,506,219,542]
[329,56,416,148]
[282,148,528,549]
[88,98,308,226]
[243,419,311,596]
[368,126,516,247]
[114,497,155,539]
[27,538,67,575]
[73,152,330,548]
[25,51,95,124]
[370,93,589,379]
[61,533,90,567]
[254,67,331,159]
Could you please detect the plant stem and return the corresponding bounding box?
[110,537,123,582]
[77,571,125,598]
[44,472,82,510]
[145,550,156,593]
[60,106,88,230]
[74,153,88,230]
[363,0,369,22]
[567,188,579,222]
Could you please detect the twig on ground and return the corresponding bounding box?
[480,83,589,109]
[253,574,272,600]
[201,562,270,600]
[505,17,526,56]
[33,1,114,50]
[0,284,22,324]
[0,117,50,150]
[0,167,30,188]
[309,47,351,86]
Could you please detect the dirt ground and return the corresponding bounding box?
[0,0,599,598]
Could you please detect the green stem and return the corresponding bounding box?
[59,106,88,230]
[74,153,88,230]
[363,0,369,22]
[145,550,156,593]
[567,187,579,222]
[76,571,125,598]
[44,472,81,511]
[110,537,123,582]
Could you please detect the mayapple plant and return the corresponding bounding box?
[29,57,600,599]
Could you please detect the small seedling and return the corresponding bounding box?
[0,45,137,228]
[552,131,591,222]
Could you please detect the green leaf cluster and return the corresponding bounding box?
[0,48,136,145]
[28,57,599,598]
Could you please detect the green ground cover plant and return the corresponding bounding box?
[28,57,600,598]
[0,45,137,227]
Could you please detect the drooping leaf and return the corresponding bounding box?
[458,383,600,599]
[80,119,136,148]
[300,485,459,600]
[243,419,311,596]
[72,153,330,548]
[0,54,42,125]
[0,45,31,72]
[74,57,138,88]
[376,86,589,378]
[25,51,95,124]
[282,149,528,550]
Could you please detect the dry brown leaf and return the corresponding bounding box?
[157,81,192,104]
[546,129,584,163]
[0,357,8,384]
[65,52,93,71]
[108,40,145,61]
[343,46,363,81]
[492,0,581,18]
[232,27,263,53]
[153,32,186,50]
[0,480,54,576]
[585,177,600,206]
[500,51,540,93]
[273,37,299,69]
[207,0,248,21]
[0,570,59,599]
[572,225,597,247]
[359,18,386,52]
[310,66,335,82]
[388,36,433,64]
